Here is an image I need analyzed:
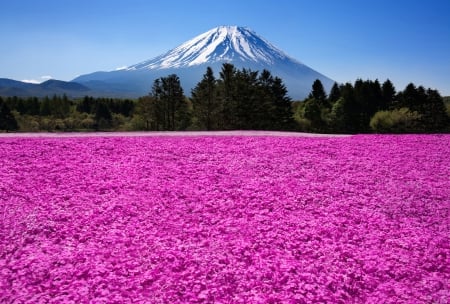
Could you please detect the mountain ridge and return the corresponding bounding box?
[0,78,91,98]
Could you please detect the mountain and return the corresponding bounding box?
[73,26,334,99]
[0,78,90,97]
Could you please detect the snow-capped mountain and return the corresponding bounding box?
[73,26,334,99]
[127,26,294,69]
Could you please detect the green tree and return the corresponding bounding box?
[94,101,112,129]
[234,68,260,129]
[381,79,396,110]
[328,82,341,105]
[217,63,238,129]
[421,89,448,131]
[191,67,219,130]
[152,74,189,130]
[40,96,52,116]
[0,98,19,131]
[302,98,322,130]
[135,95,159,130]
[310,79,328,108]
[50,94,71,118]
[77,96,94,114]
[329,97,347,133]
[264,74,295,130]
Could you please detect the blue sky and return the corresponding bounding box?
[1,0,449,95]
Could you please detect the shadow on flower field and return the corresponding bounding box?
[0,133,449,303]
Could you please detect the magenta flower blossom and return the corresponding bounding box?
[0,134,449,303]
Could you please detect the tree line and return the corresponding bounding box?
[294,79,449,133]
[1,63,449,133]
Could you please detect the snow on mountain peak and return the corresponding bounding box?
[127,26,296,70]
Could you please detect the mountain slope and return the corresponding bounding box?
[0,79,91,97]
[74,26,334,99]
[127,26,295,69]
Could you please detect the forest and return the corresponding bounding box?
[0,63,449,133]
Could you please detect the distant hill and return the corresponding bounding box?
[0,79,91,98]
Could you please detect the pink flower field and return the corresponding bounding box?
[0,133,449,303]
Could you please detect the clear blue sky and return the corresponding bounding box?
[1,0,449,95]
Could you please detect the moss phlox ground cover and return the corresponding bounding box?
[0,135,449,303]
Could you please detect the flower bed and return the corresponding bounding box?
[0,134,449,303]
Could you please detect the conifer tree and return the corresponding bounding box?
[381,79,396,109]
[328,82,341,104]
[311,79,327,108]
[0,98,19,131]
[151,74,189,130]
[191,67,218,130]
[217,63,238,129]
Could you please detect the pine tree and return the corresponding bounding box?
[266,75,294,130]
[381,79,396,109]
[152,74,189,131]
[310,79,327,108]
[191,67,218,130]
[218,63,237,129]
[422,89,448,131]
[94,101,112,129]
[40,96,52,116]
[0,98,19,131]
[328,82,341,104]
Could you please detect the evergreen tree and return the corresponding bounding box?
[399,83,421,111]
[191,67,219,130]
[40,96,52,116]
[339,82,359,133]
[77,96,94,113]
[94,101,112,129]
[234,68,260,129]
[381,79,396,109]
[152,74,189,131]
[218,63,237,129]
[328,82,341,104]
[136,96,160,130]
[310,79,327,107]
[265,75,295,130]
[0,98,19,131]
[302,98,322,130]
[421,89,448,131]
[330,97,348,133]
[27,97,40,115]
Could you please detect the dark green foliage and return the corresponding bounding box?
[150,74,190,131]
[420,89,448,131]
[40,96,52,116]
[135,96,159,130]
[328,82,341,104]
[265,75,295,130]
[381,79,396,110]
[329,97,348,133]
[218,63,238,129]
[0,97,19,131]
[302,98,322,129]
[191,67,219,130]
[94,101,113,129]
[191,64,294,131]
[77,96,94,113]
[310,79,328,108]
